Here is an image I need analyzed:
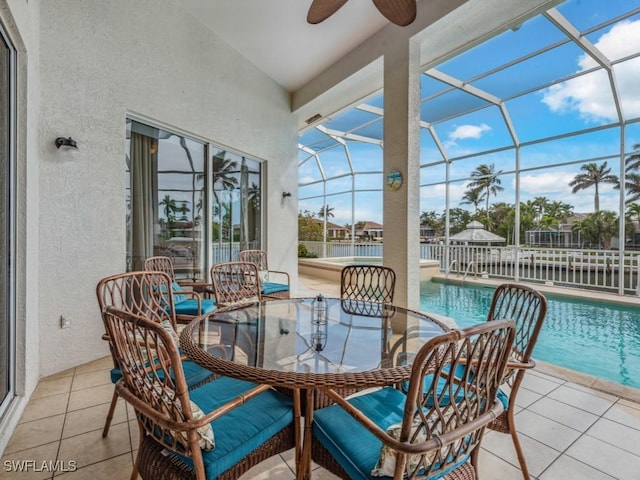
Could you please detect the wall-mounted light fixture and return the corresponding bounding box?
[282,192,292,198]
[55,137,79,151]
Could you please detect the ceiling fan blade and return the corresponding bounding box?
[307,0,349,24]
[372,0,416,26]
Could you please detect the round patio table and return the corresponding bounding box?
[179,297,448,479]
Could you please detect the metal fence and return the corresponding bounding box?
[300,241,640,296]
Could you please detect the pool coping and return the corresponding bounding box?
[432,273,640,307]
[534,360,640,403]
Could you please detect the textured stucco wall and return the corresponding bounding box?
[35,0,297,376]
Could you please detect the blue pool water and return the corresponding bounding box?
[420,280,640,389]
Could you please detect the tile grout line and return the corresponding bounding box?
[51,365,76,479]
[528,382,635,480]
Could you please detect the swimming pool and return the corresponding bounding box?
[420,280,640,389]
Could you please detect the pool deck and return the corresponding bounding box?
[1,273,639,479]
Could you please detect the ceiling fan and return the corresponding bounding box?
[307,0,417,27]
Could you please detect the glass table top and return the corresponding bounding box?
[182,297,448,376]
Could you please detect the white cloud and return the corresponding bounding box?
[448,123,491,142]
[420,182,482,213]
[519,172,575,195]
[541,19,640,122]
[298,175,317,184]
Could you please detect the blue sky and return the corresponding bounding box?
[298,0,640,227]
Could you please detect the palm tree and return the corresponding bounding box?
[467,164,504,213]
[460,187,485,214]
[318,205,335,219]
[626,203,640,241]
[616,145,640,203]
[625,143,640,171]
[159,195,177,222]
[530,196,549,226]
[212,151,239,200]
[488,202,515,243]
[571,210,619,249]
[545,200,573,224]
[622,173,640,203]
[568,162,618,212]
[448,208,472,235]
[626,203,640,223]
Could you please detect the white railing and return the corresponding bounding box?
[301,241,383,258]
[300,241,640,296]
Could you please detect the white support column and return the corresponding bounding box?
[383,37,421,309]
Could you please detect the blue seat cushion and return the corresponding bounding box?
[175,298,216,316]
[178,379,294,479]
[497,388,509,410]
[261,282,289,295]
[313,387,469,479]
[313,387,406,480]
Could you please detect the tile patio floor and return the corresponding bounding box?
[1,274,639,479]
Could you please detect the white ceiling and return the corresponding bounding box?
[176,0,560,128]
[178,0,393,92]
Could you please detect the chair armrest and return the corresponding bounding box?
[266,270,290,286]
[177,290,202,301]
[116,381,275,431]
[500,358,535,384]
[506,359,535,370]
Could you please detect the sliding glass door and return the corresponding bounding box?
[0,23,16,418]
[126,119,262,278]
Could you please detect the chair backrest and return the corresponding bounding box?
[144,256,176,282]
[210,261,262,307]
[101,306,202,460]
[238,250,268,270]
[487,283,547,364]
[340,265,396,303]
[396,320,516,479]
[96,271,178,330]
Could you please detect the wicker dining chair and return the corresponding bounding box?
[144,255,216,324]
[96,271,215,437]
[311,320,516,480]
[210,261,263,307]
[486,283,548,480]
[238,249,290,300]
[102,306,296,480]
[340,265,396,304]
